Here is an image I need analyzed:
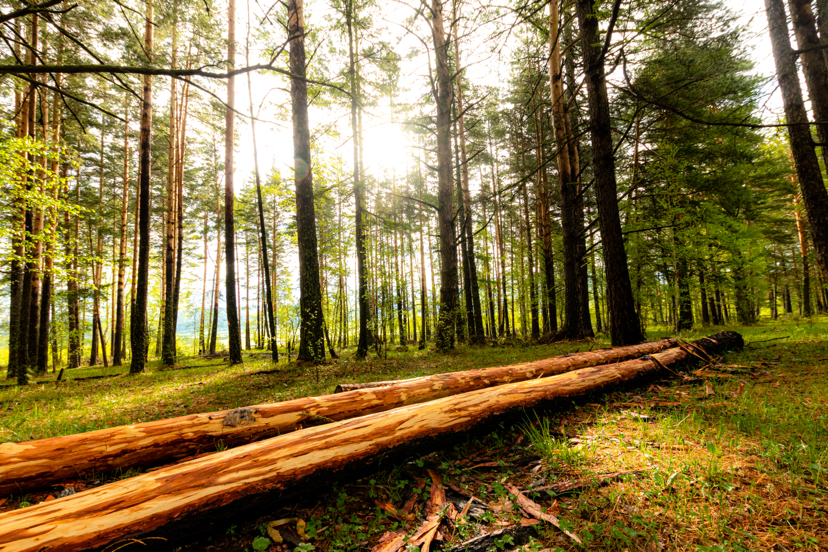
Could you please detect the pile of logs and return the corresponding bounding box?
[0,331,743,552]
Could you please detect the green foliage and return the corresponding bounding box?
[251,536,270,551]
[0,134,82,269]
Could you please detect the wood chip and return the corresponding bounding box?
[371,531,406,552]
[425,469,445,516]
[373,500,406,521]
[468,461,503,469]
[408,514,441,547]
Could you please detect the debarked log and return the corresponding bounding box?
[0,339,678,496]
[0,331,742,552]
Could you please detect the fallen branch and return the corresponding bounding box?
[0,339,678,495]
[505,483,582,544]
[447,524,539,552]
[532,469,646,495]
[0,332,742,552]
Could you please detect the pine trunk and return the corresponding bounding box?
[576,0,644,345]
[431,0,458,351]
[289,0,326,361]
[130,0,154,373]
[224,0,243,364]
[766,0,828,281]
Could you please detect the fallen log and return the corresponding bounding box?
[0,331,741,552]
[0,338,677,496]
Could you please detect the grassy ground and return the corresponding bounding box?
[1,318,826,551]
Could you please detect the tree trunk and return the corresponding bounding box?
[113,98,130,366]
[0,333,741,552]
[247,61,277,362]
[431,0,458,351]
[530,91,558,336]
[765,0,828,282]
[223,0,243,364]
[452,11,484,344]
[455,113,471,343]
[199,211,208,354]
[130,0,153,374]
[418,162,428,349]
[794,194,813,316]
[161,17,179,366]
[289,0,325,361]
[576,0,644,345]
[173,80,189,355]
[562,9,594,333]
[521,177,540,340]
[490,143,509,337]
[209,178,222,356]
[699,264,710,326]
[0,338,679,495]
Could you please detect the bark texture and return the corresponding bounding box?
[129,0,153,374]
[289,0,325,361]
[224,0,243,364]
[431,0,458,350]
[576,0,644,345]
[766,0,828,281]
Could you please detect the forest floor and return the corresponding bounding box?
[1,318,827,551]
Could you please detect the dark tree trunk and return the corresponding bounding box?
[418,163,428,350]
[699,265,710,326]
[676,254,693,331]
[576,0,644,345]
[346,1,370,359]
[247,66,277,362]
[453,14,485,344]
[65,203,80,368]
[549,3,591,340]
[289,0,325,361]
[223,0,243,364]
[161,21,178,367]
[173,83,189,355]
[36,231,54,376]
[794,195,813,316]
[563,11,594,333]
[530,93,558,336]
[395,226,406,346]
[130,0,153,374]
[455,113,473,343]
[590,241,603,334]
[521,180,540,340]
[766,0,828,282]
[431,0,458,351]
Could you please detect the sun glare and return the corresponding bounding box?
[361,123,408,174]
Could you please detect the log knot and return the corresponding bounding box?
[223,408,257,427]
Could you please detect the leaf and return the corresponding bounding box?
[252,536,271,551]
[705,380,715,397]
